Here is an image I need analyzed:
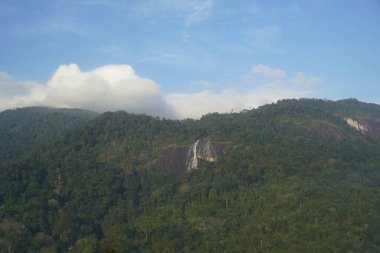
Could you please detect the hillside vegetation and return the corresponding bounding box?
[0,99,379,252]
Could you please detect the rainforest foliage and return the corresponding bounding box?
[0,99,379,252]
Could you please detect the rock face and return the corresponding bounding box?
[345,117,369,133]
[345,117,380,136]
[156,139,224,174]
[312,117,380,140]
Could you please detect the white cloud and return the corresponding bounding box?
[167,63,316,119]
[45,64,175,118]
[0,64,317,119]
[182,0,213,41]
[291,71,319,86]
[250,64,287,80]
[185,0,213,27]
[0,71,13,81]
[0,65,176,117]
[166,84,311,119]
[0,73,47,111]
[248,64,319,87]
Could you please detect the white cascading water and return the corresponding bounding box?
[187,139,200,171]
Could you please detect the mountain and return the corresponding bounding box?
[0,107,98,161]
[0,99,379,253]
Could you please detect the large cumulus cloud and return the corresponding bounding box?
[0,64,317,119]
[45,64,175,118]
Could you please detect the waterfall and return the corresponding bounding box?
[187,139,200,171]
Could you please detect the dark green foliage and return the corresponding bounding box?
[0,99,380,252]
[0,107,98,161]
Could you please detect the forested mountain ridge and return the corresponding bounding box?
[0,99,380,252]
[0,107,98,161]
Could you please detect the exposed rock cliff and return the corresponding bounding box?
[156,139,224,174]
[345,117,380,136]
[345,117,369,133]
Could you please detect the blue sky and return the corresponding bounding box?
[0,0,379,118]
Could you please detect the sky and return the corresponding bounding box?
[0,0,379,119]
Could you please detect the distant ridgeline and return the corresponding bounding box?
[0,99,380,252]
